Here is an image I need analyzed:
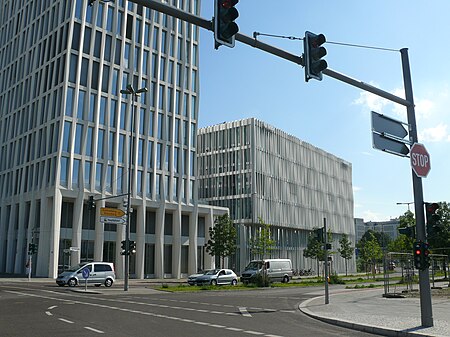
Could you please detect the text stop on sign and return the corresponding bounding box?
[410,143,431,178]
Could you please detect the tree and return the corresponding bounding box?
[249,217,276,259]
[427,202,450,255]
[205,214,237,268]
[304,229,325,276]
[359,232,383,279]
[338,234,353,276]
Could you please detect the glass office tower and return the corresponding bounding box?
[0,0,226,279]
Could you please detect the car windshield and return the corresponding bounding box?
[245,261,262,270]
[68,263,87,272]
[205,269,220,275]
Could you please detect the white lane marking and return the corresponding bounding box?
[84,326,105,334]
[45,311,53,316]
[239,307,252,317]
[47,305,58,310]
[5,290,287,337]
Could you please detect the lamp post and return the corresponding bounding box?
[396,202,414,212]
[120,84,147,291]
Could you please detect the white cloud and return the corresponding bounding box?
[358,210,390,222]
[353,186,362,193]
[419,123,450,142]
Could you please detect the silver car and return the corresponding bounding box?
[56,262,115,287]
[194,268,238,286]
[187,269,211,285]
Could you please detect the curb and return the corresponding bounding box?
[298,293,432,337]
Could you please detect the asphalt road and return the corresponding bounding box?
[0,281,378,337]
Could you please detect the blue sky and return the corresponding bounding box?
[197,1,450,222]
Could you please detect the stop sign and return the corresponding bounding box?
[410,143,431,178]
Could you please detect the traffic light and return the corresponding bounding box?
[425,202,440,237]
[88,196,95,210]
[314,227,324,243]
[28,243,37,255]
[129,241,136,255]
[121,240,127,255]
[413,241,422,270]
[398,226,415,238]
[214,0,239,49]
[304,31,328,82]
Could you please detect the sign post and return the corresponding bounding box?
[82,267,90,292]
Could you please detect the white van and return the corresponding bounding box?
[240,259,293,284]
[56,262,115,287]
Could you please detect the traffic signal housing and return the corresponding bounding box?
[304,31,328,81]
[120,240,127,255]
[422,241,430,270]
[314,227,324,243]
[413,241,422,270]
[129,241,136,255]
[214,0,239,49]
[398,226,415,238]
[88,196,95,210]
[28,243,37,255]
[425,202,440,238]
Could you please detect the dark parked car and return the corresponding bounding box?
[187,270,211,285]
[194,268,238,286]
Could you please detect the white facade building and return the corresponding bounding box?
[0,0,226,279]
[197,118,356,274]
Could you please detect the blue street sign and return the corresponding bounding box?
[82,267,90,279]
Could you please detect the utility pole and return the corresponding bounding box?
[324,218,329,304]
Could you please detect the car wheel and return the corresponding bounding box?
[68,278,77,287]
[282,275,289,283]
[211,279,217,286]
[57,283,65,287]
[104,279,113,287]
[231,279,237,286]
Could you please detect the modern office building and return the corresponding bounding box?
[0,0,227,279]
[355,218,401,244]
[197,118,356,274]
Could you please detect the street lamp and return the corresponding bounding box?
[120,84,147,291]
[396,202,414,212]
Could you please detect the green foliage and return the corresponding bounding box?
[427,202,450,254]
[338,233,353,276]
[328,273,345,284]
[357,232,382,278]
[205,214,237,268]
[249,217,276,259]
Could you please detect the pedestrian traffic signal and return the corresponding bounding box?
[129,241,136,255]
[425,202,440,238]
[304,31,328,81]
[121,240,127,255]
[214,0,239,49]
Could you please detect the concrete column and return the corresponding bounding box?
[71,194,84,266]
[172,206,181,278]
[204,208,214,269]
[135,203,145,279]
[94,198,105,261]
[188,205,198,275]
[49,190,63,278]
[6,203,17,273]
[14,201,26,273]
[155,203,165,278]
[115,205,125,280]
[0,204,7,272]
[36,196,48,277]
[239,223,247,273]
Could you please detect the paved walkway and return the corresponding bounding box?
[299,286,450,337]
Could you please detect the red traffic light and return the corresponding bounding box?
[221,0,238,8]
[415,249,421,255]
[426,202,439,214]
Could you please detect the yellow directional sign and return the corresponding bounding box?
[100,207,125,217]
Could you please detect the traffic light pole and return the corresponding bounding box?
[401,48,433,328]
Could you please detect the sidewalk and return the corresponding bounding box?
[299,287,450,337]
